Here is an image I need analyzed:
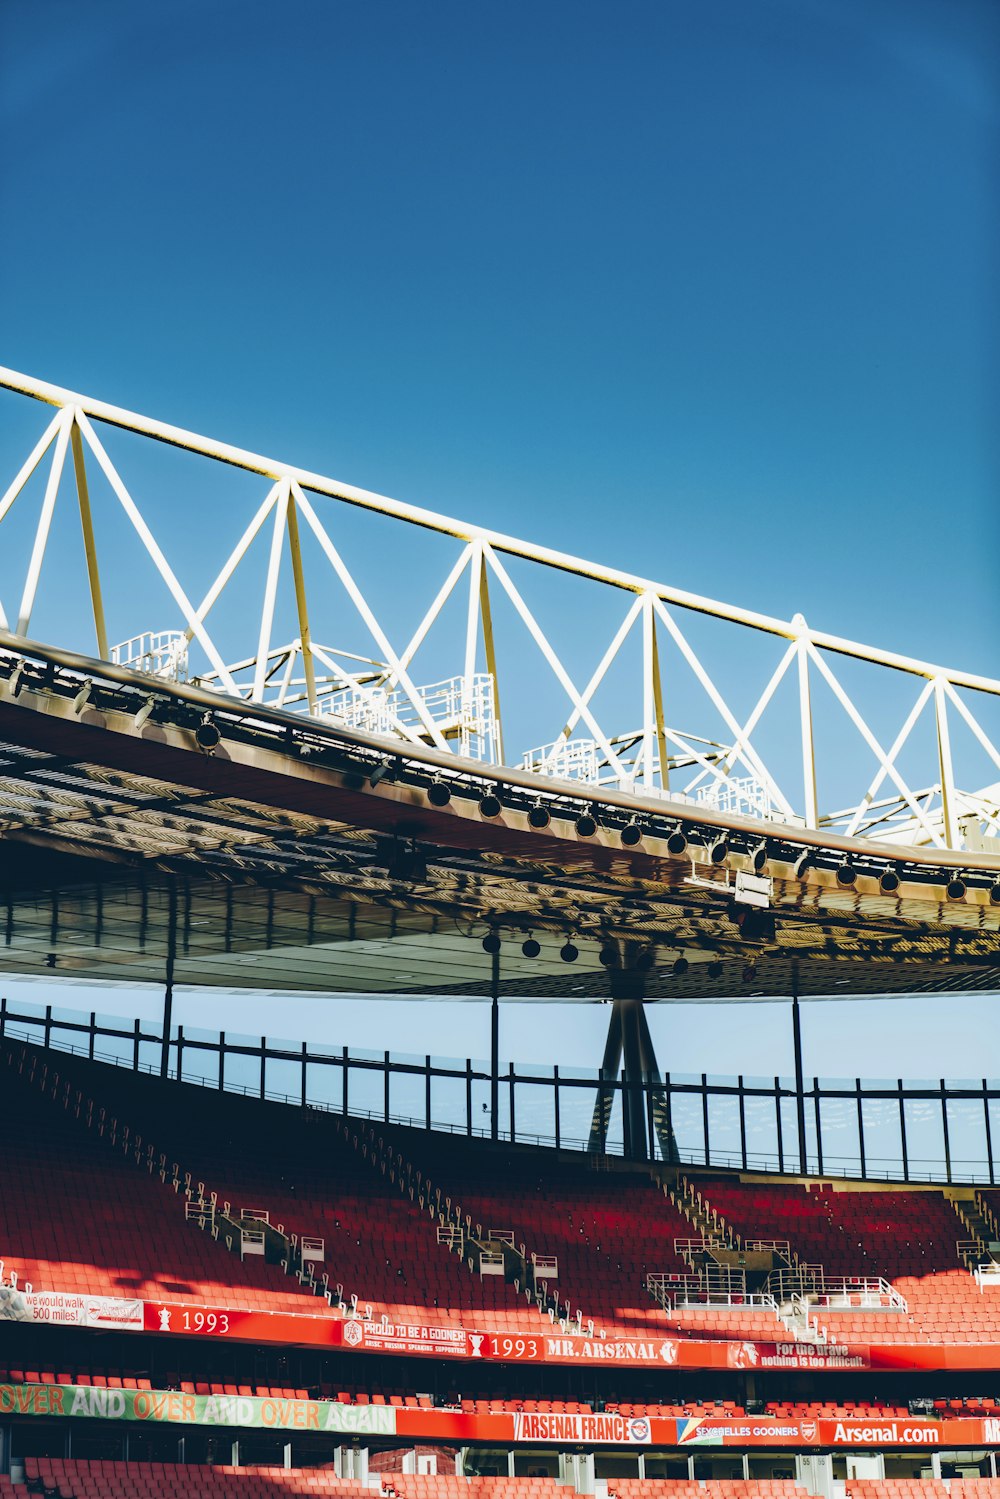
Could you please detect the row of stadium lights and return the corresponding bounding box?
[8,660,999,910]
[480,926,721,977]
[424,777,1000,907]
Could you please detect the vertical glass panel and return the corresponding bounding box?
[181,1042,222,1088]
[946,1098,988,1181]
[861,1094,904,1180]
[430,1072,469,1134]
[669,1088,705,1166]
[388,1065,426,1128]
[903,1097,945,1181]
[346,1057,386,1122]
[815,1092,859,1179]
[744,1093,779,1172]
[705,1091,741,1170]
[515,1079,555,1147]
[557,1081,602,1153]
[264,1054,302,1104]
[305,1058,342,1111]
[223,1045,262,1098]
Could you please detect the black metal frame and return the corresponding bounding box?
[1,995,998,1185]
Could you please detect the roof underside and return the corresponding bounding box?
[1,661,999,1003]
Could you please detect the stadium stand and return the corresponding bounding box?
[7,1039,1000,1491]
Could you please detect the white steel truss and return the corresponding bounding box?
[1,366,999,854]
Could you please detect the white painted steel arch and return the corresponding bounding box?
[1,365,999,856]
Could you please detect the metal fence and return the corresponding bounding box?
[2,996,999,1185]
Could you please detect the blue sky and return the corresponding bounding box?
[1,0,998,1086]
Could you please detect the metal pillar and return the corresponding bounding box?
[589,942,652,1160]
[490,947,500,1141]
[636,1002,680,1164]
[791,982,807,1175]
[588,1003,623,1154]
[618,996,648,1160]
[161,884,177,1081]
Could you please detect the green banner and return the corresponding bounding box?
[0,1384,396,1437]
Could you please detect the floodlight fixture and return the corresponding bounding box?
[708,835,729,865]
[749,839,768,874]
[560,941,579,963]
[620,821,642,847]
[482,931,502,955]
[879,867,900,895]
[195,715,221,752]
[521,937,541,959]
[427,779,451,807]
[665,823,688,856]
[836,861,857,887]
[528,802,551,829]
[946,876,967,901]
[72,679,93,714]
[479,790,503,819]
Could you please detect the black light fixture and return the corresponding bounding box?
[742,962,758,983]
[427,779,451,807]
[368,758,394,788]
[991,883,1000,906]
[793,850,813,879]
[672,956,689,977]
[665,823,688,856]
[528,802,551,829]
[195,715,221,752]
[134,696,156,731]
[560,940,579,963]
[598,944,618,967]
[879,867,900,895]
[708,835,729,865]
[479,790,503,819]
[482,931,502,955]
[72,679,93,714]
[749,839,768,874]
[575,810,597,838]
[620,820,642,847]
[707,961,723,980]
[836,861,857,887]
[521,936,541,959]
[7,662,25,697]
[946,875,967,901]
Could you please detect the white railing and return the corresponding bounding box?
[531,1253,559,1280]
[437,1224,464,1252]
[318,672,499,762]
[767,1271,906,1312]
[299,1235,325,1263]
[522,738,604,784]
[239,1207,270,1225]
[743,1239,792,1257]
[240,1226,266,1259]
[487,1228,515,1248]
[479,1249,506,1277]
[696,773,777,821]
[110,630,188,682]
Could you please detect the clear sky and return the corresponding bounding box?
[1,0,998,1086]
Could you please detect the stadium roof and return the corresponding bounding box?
[1,635,999,1003]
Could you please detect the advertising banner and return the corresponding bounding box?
[0,1384,395,1437]
[5,1282,1000,1374]
[0,1287,142,1331]
[1,1385,999,1451]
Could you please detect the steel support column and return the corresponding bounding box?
[619,997,648,1161]
[588,1004,623,1155]
[161,883,177,1081]
[490,947,500,1142]
[791,984,807,1175]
